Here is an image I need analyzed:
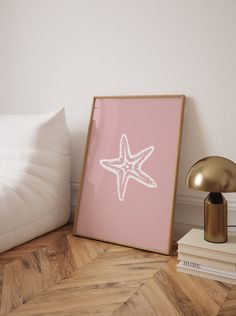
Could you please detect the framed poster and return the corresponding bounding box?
[73,95,185,254]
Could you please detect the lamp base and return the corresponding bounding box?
[204,192,227,243]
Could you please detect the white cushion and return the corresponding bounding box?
[0,108,71,253]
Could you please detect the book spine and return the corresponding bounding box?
[176,264,236,285]
[178,252,236,272]
[181,260,200,269]
[178,261,236,278]
[178,244,236,263]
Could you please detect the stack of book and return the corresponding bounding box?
[177,229,236,284]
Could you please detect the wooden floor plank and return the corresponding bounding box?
[0,259,23,316]
[160,259,229,315]
[0,226,75,315]
[112,291,156,316]
[0,226,72,264]
[217,288,236,315]
[8,244,167,315]
[1,226,236,316]
[141,277,180,316]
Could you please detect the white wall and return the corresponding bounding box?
[1,0,236,239]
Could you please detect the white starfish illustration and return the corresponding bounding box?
[100,134,157,201]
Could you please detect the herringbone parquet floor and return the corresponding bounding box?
[0,226,235,315]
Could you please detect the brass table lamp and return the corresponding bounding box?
[186,156,236,243]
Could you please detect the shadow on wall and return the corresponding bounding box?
[69,128,88,222]
[177,96,208,195]
[174,96,208,239]
[70,128,88,183]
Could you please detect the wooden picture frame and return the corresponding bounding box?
[73,95,185,254]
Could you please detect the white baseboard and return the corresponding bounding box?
[70,181,236,241]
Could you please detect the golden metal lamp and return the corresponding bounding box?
[186,156,236,243]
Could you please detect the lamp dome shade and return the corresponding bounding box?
[186,156,236,192]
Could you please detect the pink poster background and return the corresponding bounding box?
[75,96,184,254]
